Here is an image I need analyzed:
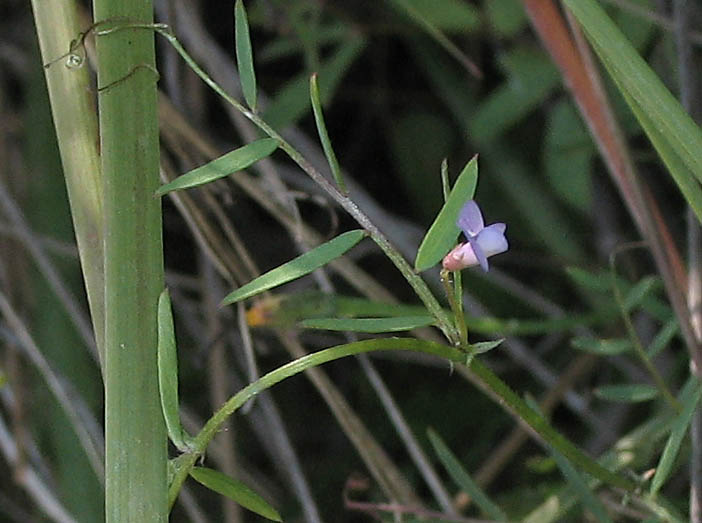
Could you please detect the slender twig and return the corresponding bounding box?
[609,244,680,411]
[201,259,241,523]
[0,291,104,480]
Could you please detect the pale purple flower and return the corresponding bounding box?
[442,200,508,272]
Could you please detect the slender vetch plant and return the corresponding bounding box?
[20,0,702,520]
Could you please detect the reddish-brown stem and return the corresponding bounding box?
[522,0,701,369]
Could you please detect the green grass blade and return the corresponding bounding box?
[427,428,507,521]
[190,467,281,521]
[221,230,366,305]
[651,380,702,495]
[155,138,278,196]
[594,384,659,403]
[309,73,346,193]
[299,316,435,333]
[414,155,478,271]
[563,0,702,221]
[234,0,257,111]
[157,289,190,452]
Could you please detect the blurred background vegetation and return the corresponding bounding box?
[3,0,702,520]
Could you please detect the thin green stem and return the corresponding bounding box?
[440,269,467,348]
[167,338,636,506]
[94,23,458,344]
[453,270,468,347]
[609,246,680,412]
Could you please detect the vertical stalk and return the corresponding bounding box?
[673,0,702,519]
[92,2,166,521]
[30,0,105,364]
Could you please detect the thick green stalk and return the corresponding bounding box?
[93,4,166,521]
[30,0,105,364]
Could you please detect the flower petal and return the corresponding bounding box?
[467,235,489,271]
[475,223,508,257]
[456,200,484,237]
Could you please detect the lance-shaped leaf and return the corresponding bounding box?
[222,230,365,305]
[415,155,478,271]
[235,0,257,111]
[299,316,435,333]
[594,384,658,403]
[571,337,632,356]
[190,467,281,521]
[310,73,346,193]
[157,289,191,452]
[651,379,702,495]
[469,338,504,355]
[155,138,278,196]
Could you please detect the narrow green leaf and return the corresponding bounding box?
[190,467,282,521]
[299,316,435,333]
[595,384,659,403]
[157,289,190,452]
[155,138,278,196]
[647,318,678,358]
[414,155,478,271]
[651,380,702,495]
[524,398,612,523]
[221,230,365,305]
[234,0,257,111]
[563,0,702,222]
[427,428,507,521]
[622,275,660,310]
[470,338,504,355]
[309,73,346,193]
[571,337,632,356]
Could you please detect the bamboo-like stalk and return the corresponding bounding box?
[92,3,167,520]
[29,0,105,364]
